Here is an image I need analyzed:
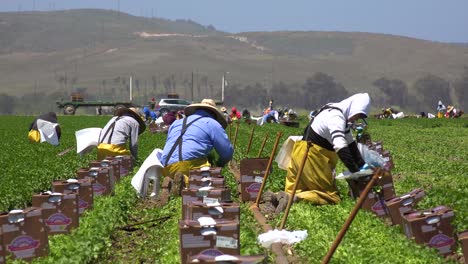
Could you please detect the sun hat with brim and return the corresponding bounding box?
[447,105,454,112]
[114,107,146,134]
[184,99,227,128]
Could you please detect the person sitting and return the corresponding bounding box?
[161,99,234,190]
[97,107,146,160]
[284,93,371,206]
[229,107,241,121]
[28,112,61,146]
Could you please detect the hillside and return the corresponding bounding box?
[0,9,467,114]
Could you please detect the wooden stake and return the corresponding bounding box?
[279,141,311,230]
[246,125,256,155]
[254,132,283,206]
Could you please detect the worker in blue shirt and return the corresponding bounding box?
[143,106,157,122]
[161,99,234,189]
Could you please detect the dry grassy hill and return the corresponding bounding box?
[0,9,467,113]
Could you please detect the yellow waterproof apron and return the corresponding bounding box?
[285,140,341,205]
[96,117,131,160]
[28,129,41,143]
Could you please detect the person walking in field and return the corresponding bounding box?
[28,112,61,146]
[160,99,233,191]
[97,107,146,160]
[283,93,371,206]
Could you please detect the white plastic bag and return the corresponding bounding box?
[357,143,385,168]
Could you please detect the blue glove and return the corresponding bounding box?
[360,163,370,171]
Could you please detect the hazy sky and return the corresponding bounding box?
[2,0,468,43]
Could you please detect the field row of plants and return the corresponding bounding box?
[0,115,467,263]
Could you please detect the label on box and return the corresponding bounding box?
[46,213,72,232]
[216,236,238,249]
[254,176,263,183]
[7,235,40,258]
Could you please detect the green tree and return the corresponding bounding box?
[453,66,468,109]
[413,74,451,110]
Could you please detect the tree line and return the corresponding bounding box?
[1,67,467,115]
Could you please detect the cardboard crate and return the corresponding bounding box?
[402,206,456,256]
[105,155,133,177]
[239,158,269,202]
[346,171,395,200]
[458,230,468,263]
[188,254,266,263]
[31,192,79,235]
[185,201,240,221]
[179,219,240,264]
[189,167,222,178]
[0,208,49,263]
[90,159,119,184]
[181,188,231,220]
[385,188,425,226]
[360,190,391,222]
[188,175,225,190]
[76,167,112,196]
[52,178,94,215]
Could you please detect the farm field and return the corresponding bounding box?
[0,115,467,263]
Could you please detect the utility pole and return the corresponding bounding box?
[129,76,133,101]
[191,71,194,101]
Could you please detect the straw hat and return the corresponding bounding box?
[220,107,227,112]
[184,99,227,128]
[447,105,454,112]
[114,107,146,134]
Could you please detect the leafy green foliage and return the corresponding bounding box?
[1,116,467,263]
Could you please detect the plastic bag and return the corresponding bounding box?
[357,143,385,168]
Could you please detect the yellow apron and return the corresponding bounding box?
[285,140,341,205]
[28,129,41,143]
[97,143,130,160]
[162,158,211,186]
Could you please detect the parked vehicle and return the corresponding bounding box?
[156,98,192,116]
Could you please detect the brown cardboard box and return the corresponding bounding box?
[106,155,133,177]
[458,230,468,263]
[239,158,269,202]
[52,178,94,215]
[188,254,266,263]
[360,190,391,222]
[346,171,395,200]
[90,159,119,185]
[188,175,225,190]
[0,208,49,262]
[385,188,425,226]
[181,188,232,220]
[185,201,240,221]
[31,192,79,235]
[402,206,456,256]
[179,219,240,264]
[76,167,113,196]
[189,167,222,178]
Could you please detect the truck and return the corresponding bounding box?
[56,93,136,115]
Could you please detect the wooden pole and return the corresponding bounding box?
[232,122,240,150]
[257,133,269,158]
[321,168,382,264]
[254,132,282,206]
[246,125,256,155]
[279,141,311,230]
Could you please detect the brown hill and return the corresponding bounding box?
[0,9,467,114]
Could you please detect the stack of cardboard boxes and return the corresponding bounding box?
[179,167,265,264]
[0,155,133,263]
[346,140,460,257]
